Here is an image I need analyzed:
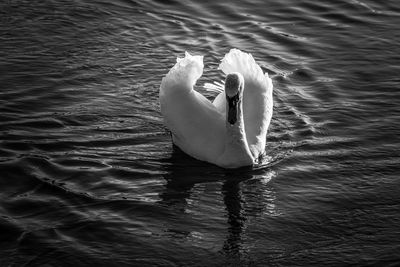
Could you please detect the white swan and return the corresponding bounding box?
[159,49,273,168]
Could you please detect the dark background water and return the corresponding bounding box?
[1,0,400,266]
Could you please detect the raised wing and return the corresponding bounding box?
[159,52,226,163]
[217,49,273,157]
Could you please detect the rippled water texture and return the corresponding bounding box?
[1,0,400,266]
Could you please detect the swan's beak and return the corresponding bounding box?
[225,72,243,125]
[227,93,239,125]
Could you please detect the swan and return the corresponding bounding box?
[159,49,273,168]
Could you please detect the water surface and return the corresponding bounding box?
[1,0,400,266]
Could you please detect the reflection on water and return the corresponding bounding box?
[160,146,278,263]
[1,0,400,265]
[222,178,247,258]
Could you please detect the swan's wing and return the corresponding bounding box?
[160,52,203,96]
[212,91,225,115]
[219,49,273,157]
[160,52,225,163]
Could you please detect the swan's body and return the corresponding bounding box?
[159,49,273,168]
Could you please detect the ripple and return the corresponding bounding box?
[1,0,400,265]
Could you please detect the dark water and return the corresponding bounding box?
[1,0,400,266]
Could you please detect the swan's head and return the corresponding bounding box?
[225,72,244,125]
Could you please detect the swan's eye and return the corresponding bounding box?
[226,92,240,125]
[226,93,240,104]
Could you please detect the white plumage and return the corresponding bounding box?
[159,49,273,168]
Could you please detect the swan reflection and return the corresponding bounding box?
[159,148,277,258]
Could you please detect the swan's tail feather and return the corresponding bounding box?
[203,80,224,94]
[214,80,225,88]
[160,52,203,96]
[218,49,271,93]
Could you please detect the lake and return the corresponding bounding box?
[1,0,399,266]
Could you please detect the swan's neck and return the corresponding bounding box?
[219,98,254,168]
